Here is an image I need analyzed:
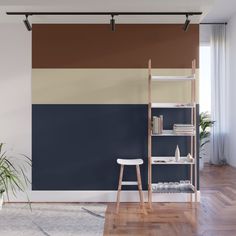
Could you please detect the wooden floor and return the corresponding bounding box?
[104,164,236,236]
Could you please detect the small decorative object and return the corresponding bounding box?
[158,182,164,191]
[174,182,179,192]
[179,180,185,191]
[169,182,174,192]
[163,182,169,190]
[175,145,180,162]
[184,180,191,189]
[152,185,157,192]
[187,153,194,162]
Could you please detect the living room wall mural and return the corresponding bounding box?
[32,24,199,190]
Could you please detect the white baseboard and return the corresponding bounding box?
[7,191,201,203]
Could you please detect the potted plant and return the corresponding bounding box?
[199,112,215,170]
[0,143,31,209]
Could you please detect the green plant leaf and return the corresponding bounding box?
[199,112,215,147]
[0,143,31,205]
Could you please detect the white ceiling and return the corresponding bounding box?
[202,0,236,23]
[0,0,235,24]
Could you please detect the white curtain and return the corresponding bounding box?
[210,24,228,165]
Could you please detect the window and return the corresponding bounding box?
[200,45,211,113]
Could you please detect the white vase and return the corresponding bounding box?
[175,145,180,162]
[187,153,194,162]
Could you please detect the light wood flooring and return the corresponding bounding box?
[104,164,236,236]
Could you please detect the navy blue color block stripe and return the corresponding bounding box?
[32,104,199,190]
[32,105,148,190]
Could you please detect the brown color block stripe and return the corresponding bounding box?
[32,24,199,69]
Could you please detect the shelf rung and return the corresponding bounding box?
[151,156,195,165]
[121,181,138,186]
[152,188,195,193]
[152,183,195,193]
[151,75,194,81]
[152,130,195,137]
[151,103,195,108]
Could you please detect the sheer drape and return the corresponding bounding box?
[210,24,228,165]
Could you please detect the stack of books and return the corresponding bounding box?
[152,115,163,134]
[173,124,195,135]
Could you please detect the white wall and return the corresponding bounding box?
[0,23,31,156]
[227,13,236,167]
[0,23,32,193]
[200,24,211,45]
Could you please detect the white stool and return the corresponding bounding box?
[116,158,145,214]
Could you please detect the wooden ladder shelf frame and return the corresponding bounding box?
[147,59,197,208]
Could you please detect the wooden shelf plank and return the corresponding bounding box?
[152,130,195,137]
[151,183,195,193]
[151,103,195,108]
[152,156,195,165]
[151,75,194,81]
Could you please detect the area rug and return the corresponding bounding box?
[0,203,106,236]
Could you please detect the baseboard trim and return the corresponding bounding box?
[7,191,201,203]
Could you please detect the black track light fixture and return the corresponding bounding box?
[110,14,115,32]
[6,12,203,32]
[23,15,32,31]
[183,14,190,32]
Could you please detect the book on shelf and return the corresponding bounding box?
[174,132,195,135]
[173,124,195,135]
[174,124,194,128]
[152,115,163,134]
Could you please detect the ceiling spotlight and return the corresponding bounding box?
[110,15,115,32]
[183,14,190,32]
[23,15,32,31]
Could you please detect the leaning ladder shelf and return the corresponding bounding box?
[147,59,198,207]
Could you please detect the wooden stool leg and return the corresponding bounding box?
[116,164,124,214]
[136,165,145,214]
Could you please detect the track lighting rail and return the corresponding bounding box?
[6,12,202,16]
[6,11,202,32]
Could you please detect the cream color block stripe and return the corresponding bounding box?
[32,69,199,104]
